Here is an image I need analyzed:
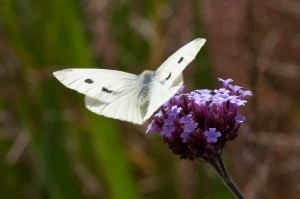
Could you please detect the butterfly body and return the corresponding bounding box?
[53,38,206,124]
[136,70,155,105]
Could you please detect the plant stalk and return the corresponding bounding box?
[208,154,245,199]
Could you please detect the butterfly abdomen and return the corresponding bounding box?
[137,86,150,105]
[137,70,154,105]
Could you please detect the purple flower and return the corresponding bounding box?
[147,78,252,160]
[178,85,185,93]
[229,85,243,95]
[146,121,155,133]
[195,89,212,95]
[161,125,175,138]
[155,111,163,118]
[187,91,199,100]
[180,131,191,143]
[218,78,233,88]
[180,115,198,142]
[193,93,212,105]
[179,114,194,124]
[236,115,246,123]
[204,128,221,143]
[212,93,234,104]
[214,88,230,96]
[239,90,253,99]
[168,106,182,117]
[164,115,175,125]
[184,122,198,133]
[229,97,247,106]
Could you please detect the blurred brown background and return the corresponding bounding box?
[0,0,300,198]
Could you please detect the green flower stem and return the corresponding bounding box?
[208,154,245,199]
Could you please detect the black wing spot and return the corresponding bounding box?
[178,57,184,63]
[102,87,113,93]
[166,73,171,80]
[85,78,94,84]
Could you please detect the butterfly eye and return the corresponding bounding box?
[85,79,94,84]
[166,73,171,80]
[178,57,184,63]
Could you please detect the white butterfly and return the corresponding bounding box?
[53,38,206,124]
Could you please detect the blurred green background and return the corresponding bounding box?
[1,0,300,199]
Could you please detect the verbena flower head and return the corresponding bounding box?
[147,78,252,160]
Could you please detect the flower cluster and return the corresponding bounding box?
[147,78,252,160]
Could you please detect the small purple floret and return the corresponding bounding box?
[229,85,243,94]
[179,114,194,124]
[230,98,247,106]
[178,85,185,93]
[204,128,221,143]
[168,106,182,117]
[239,90,253,99]
[218,78,233,88]
[146,121,155,133]
[161,125,175,138]
[236,115,246,123]
[193,93,211,105]
[195,89,212,95]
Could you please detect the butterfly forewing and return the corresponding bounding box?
[155,38,206,88]
[53,69,138,103]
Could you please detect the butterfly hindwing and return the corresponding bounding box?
[144,74,183,121]
[85,93,146,125]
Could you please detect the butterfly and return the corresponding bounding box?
[53,38,206,124]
